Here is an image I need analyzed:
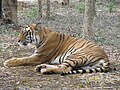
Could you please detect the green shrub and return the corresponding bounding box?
[106,0,116,12]
[25,7,39,19]
[76,3,85,13]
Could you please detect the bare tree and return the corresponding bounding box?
[82,0,95,40]
[3,0,17,25]
[93,0,96,16]
[0,0,2,18]
[38,0,42,18]
[46,0,50,19]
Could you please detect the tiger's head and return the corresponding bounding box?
[17,24,41,48]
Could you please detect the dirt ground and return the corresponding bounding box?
[0,1,120,90]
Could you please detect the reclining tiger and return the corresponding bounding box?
[3,23,110,75]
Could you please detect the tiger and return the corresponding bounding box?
[3,23,110,75]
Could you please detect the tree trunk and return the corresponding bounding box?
[46,0,50,19]
[93,0,96,16]
[0,0,2,18]
[3,0,17,25]
[38,0,42,18]
[82,0,95,40]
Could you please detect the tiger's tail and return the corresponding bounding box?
[61,66,110,76]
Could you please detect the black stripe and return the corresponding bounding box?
[85,57,99,66]
[67,59,78,66]
[82,69,86,73]
[66,71,71,74]
[86,41,90,44]
[61,46,74,63]
[61,42,78,63]
[29,32,32,43]
[82,58,88,65]
[74,41,86,52]
[59,34,71,63]
[100,67,104,72]
[23,30,29,36]
[46,34,63,62]
[76,70,80,73]
[95,68,99,72]
[61,73,66,76]
[54,33,63,62]
[36,38,45,48]
[89,69,93,73]
[71,71,74,74]
[63,61,74,69]
[37,33,60,55]
[29,32,31,36]
[89,57,104,65]
[58,34,65,64]
[43,33,62,63]
[86,42,94,47]
[79,57,84,65]
[87,54,94,60]
[87,44,96,48]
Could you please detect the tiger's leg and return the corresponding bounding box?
[3,55,45,67]
[35,62,74,74]
[35,53,109,74]
[35,55,81,74]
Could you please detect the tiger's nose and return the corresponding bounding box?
[18,40,20,42]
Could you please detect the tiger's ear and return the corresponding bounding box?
[34,23,42,32]
[30,24,37,29]
[30,23,41,29]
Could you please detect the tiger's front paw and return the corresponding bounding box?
[35,64,47,73]
[35,64,57,74]
[3,58,18,67]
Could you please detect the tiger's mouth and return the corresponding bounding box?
[18,41,29,47]
[22,41,28,46]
